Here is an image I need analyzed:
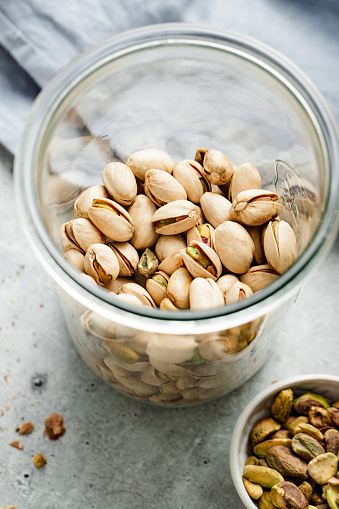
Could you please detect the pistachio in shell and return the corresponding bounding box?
[292,432,325,461]
[102,161,137,206]
[254,438,292,458]
[266,445,309,480]
[113,293,144,308]
[214,221,254,274]
[225,281,253,305]
[195,147,208,166]
[104,276,133,293]
[155,234,186,261]
[159,298,179,311]
[183,241,222,281]
[250,418,281,446]
[202,149,234,185]
[189,278,224,311]
[263,219,298,274]
[240,264,280,293]
[167,267,193,309]
[229,162,262,201]
[151,200,199,235]
[229,189,282,226]
[243,477,263,500]
[84,243,120,285]
[126,148,174,181]
[74,184,110,219]
[108,242,139,277]
[118,283,156,308]
[325,429,339,456]
[128,195,159,251]
[270,481,309,509]
[144,169,187,207]
[61,217,105,253]
[216,274,239,302]
[172,159,211,203]
[146,334,198,364]
[146,271,169,307]
[158,249,185,276]
[308,453,338,485]
[64,248,85,272]
[88,198,134,242]
[243,465,284,489]
[200,192,231,228]
[271,388,294,424]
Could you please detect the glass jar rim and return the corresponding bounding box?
[14,23,339,334]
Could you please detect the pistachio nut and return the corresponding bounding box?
[298,481,314,502]
[102,161,136,206]
[216,277,240,304]
[214,221,254,274]
[200,192,231,228]
[137,248,159,278]
[172,159,211,203]
[146,270,169,306]
[271,388,294,424]
[126,148,174,181]
[144,169,187,206]
[183,241,222,281]
[146,334,198,364]
[189,278,224,311]
[325,429,339,455]
[167,267,193,309]
[271,430,292,440]
[74,184,109,219]
[246,456,259,466]
[292,432,325,461]
[155,234,186,262]
[158,249,185,275]
[245,225,266,265]
[202,149,234,185]
[88,198,134,242]
[114,371,159,397]
[251,418,281,446]
[286,416,309,435]
[310,489,324,506]
[84,244,119,285]
[108,242,139,277]
[242,465,284,488]
[253,439,292,458]
[186,223,214,248]
[243,477,263,500]
[285,175,318,216]
[160,289,180,312]
[257,459,269,468]
[113,293,144,307]
[240,264,280,293]
[61,217,105,253]
[295,422,324,442]
[225,281,253,305]
[308,453,339,485]
[333,401,339,409]
[229,189,282,226]
[328,407,339,428]
[309,406,332,429]
[258,491,277,509]
[266,445,309,480]
[229,162,262,201]
[327,482,339,509]
[64,248,85,272]
[128,195,159,250]
[194,147,208,166]
[118,283,156,308]
[152,200,198,235]
[104,276,133,293]
[263,219,298,274]
[270,481,309,509]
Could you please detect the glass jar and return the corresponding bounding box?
[15,24,339,406]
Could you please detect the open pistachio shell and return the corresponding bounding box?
[84,243,120,285]
[146,334,198,364]
[263,219,298,274]
[167,267,193,309]
[183,241,222,281]
[64,248,85,272]
[88,198,134,241]
[229,189,283,226]
[126,148,175,181]
[189,278,224,311]
[214,221,254,274]
[229,162,261,201]
[118,282,156,308]
[226,281,253,304]
[200,192,231,228]
[108,242,139,277]
[152,200,198,235]
[61,217,105,252]
[113,293,144,307]
[146,271,169,306]
[186,223,214,248]
[240,264,280,292]
[158,249,185,275]
[104,276,133,293]
[202,149,234,185]
[172,159,211,203]
[137,248,159,278]
[102,161,137,206]
[159,297,179,311]
[74,184,109,219]
[144,169,187,206]
[216,274,239,300]
[155,234,186,262]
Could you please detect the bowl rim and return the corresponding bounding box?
[14,23,339,333]
[229,373,339,509]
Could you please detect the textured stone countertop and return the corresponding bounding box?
[1,4,339,508]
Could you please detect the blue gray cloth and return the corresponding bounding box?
[0,0,339,154]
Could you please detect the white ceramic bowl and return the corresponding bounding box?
[229,374,339,509]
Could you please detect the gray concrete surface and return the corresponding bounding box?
[1,3,339,507]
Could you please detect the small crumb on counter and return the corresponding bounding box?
[18,422,34,435]
[34,453,46,468]
[44,413,66,440]
[9,440,23,450]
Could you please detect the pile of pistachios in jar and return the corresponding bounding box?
[61,147,298,311]
[243,389,339,509]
